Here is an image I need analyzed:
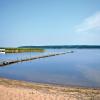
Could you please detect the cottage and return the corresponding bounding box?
[0,49,5,54]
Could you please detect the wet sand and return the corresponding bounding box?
[0,78,100,100]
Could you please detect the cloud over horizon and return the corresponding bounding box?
[75,12,100,32]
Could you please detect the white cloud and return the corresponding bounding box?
[75,12,100,32]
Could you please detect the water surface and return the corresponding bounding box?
[0,49,100,88]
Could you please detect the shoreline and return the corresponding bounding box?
[0,77,100,100]
[1,76,100,89]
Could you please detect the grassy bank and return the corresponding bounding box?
[1,48,44,53]
[0,78,100,100]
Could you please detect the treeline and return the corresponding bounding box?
[19,45,100,49]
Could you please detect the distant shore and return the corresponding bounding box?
[0,77,100,100]
[0,48,44,53]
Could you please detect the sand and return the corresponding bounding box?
[0,78,100,100]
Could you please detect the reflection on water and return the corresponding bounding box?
[0,49,100,88]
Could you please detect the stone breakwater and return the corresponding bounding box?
[0,52,67,67]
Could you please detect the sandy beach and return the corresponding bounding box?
[0,78,100,100]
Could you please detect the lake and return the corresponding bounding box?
[0,49,100,88]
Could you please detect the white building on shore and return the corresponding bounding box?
[0,49,5,54]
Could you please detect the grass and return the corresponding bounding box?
[0,48,44,53]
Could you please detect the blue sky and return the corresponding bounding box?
[0,0,100,47]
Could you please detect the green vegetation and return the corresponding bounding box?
[3,48,44,53]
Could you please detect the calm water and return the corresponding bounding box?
[0,49,100,88]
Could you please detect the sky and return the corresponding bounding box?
[0,0,100,47]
